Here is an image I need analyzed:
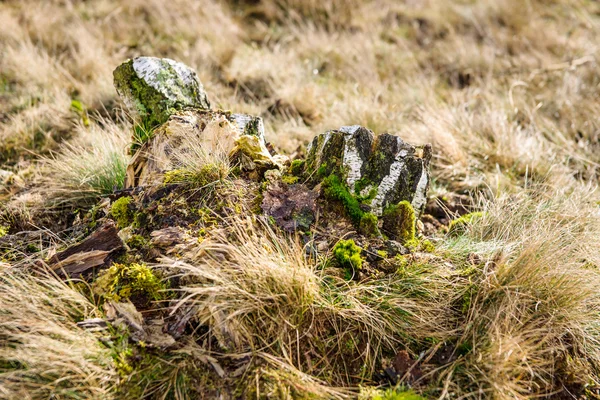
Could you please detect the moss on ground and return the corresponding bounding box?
[110,197,134,229]
[126,234,147,249]
[363,388,428,400]
[332,239,363,271]
[281,174,299,184]
[418,239,436,253]
[93,262,166,305]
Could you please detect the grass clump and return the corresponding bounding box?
[93,262,166,305]
[164,163,228,187]
[165,130,232,188]
[160,218,444,389]
[110,196,134,229]
[448,211,484,236]
[0,268,117,398]
[437,185,600,398]
[40,118,129,207]
[332,238,363,270]
[382,201,416,245]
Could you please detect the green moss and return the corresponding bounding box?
[332,239,363,270]
[394,255,409,270]
[404,237,420,251]
[316,163,328,178]
[163,169,186,184]
[290,159,305,176]
[86,203,102,230]
[376,249,388,258]
[197,207,218,226]
[461,283,476,314]
[356,187,378,204]
[354,176,371,195]
[126,234,147,249]
[0,225,8,238]
[25,243,39,253]
[133,212,148,229]
[364,388,427,400]
[292,208,315,231]
[110,196,134,229]
[359,213,380,237]
[448,211,484,236]
[114,346,134,378]
[93,262,166,305]
[281,174,299,184]
[322,174,364,225]
[382,201,416,245]
[419,239,435,253]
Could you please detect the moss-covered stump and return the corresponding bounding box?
[113,57,211,130]
[123,109,285,187]
[304,125,432,217]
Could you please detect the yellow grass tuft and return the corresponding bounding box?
[0,267,117,399]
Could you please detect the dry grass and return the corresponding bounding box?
[0,266,117,399]
[38,117,129,207]
[437,182,600,398]
[1,0,600,398]
[163,216,450,390]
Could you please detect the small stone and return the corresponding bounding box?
[114,57,210,127]
[384,240,409,257]
[316,241,329,252]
